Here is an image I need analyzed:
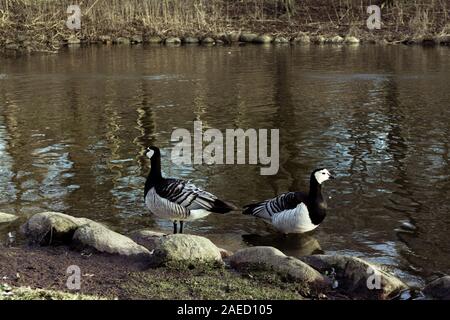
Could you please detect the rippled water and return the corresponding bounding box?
[1,45,449,284]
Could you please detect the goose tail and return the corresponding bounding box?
[242,202,260,215]
[211,199,239,213]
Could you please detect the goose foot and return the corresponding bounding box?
[179,221,184,234]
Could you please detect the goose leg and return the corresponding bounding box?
[173,221,178,234]
[179,221,184,234]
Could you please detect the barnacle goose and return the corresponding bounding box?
[144,146,237,234]
[243,168,334,234]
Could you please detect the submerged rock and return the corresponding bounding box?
[301,254,408,299]
[0,212,18,223]
[239,33,258,43]
[253,34,273,44]
[423,276,450,299]
[150,234,223,267]
[21,212,150,259]
[230,246,329,290]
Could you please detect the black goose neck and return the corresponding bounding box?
[308,176,322,199]
[148,152,162,181]
[145,149,162,196]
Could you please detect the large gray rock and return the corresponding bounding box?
[230,246,330,290]
[150,234,223,267]
[183,36,199,44]
[301,255,408,299]
[165,37,181,45]
[146,36,163,43]
[21,212,85,243]
[0,212,18,223]
[423,276,450,299]
[239,33,258,43]
[73,222,150,258]
[21,212,150,259]
[253,34,273,44]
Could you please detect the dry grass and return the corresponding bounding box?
[0,0,448,48]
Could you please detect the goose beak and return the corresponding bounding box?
[329,174,335,180]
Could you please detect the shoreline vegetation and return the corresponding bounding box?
[0,0,449,54]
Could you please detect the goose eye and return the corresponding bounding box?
[322,172,326,175]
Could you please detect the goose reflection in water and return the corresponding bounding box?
[242,233,323,257]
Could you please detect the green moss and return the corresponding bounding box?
[0,286,108,300]
[121,268,307,300]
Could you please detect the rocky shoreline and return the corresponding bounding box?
[1,30,450,56]
[1,211,449,300]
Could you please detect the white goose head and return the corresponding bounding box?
[313,168,334,185]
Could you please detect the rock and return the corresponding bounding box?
[150,234,223,267]
[21,212,84,243]
[0,212,18,223]
[67,35,80,45]
[436,34,450,44]
[423,276,450,299]
[313,35,326,44]
[129,229,166,251]
[98,35,111,43]
[331,35,344,44]
[183,36,199,44]
[300,255,408,299]
[201,37,215,45]
[344,36,360,44]
[5,43,19,50]
[230,247,329,290]
[293,34,310,44]
[165,37,181,45]
[273,37,289,44]
[73,222,150,259]
[253,34,273,44]
[215,39,224,45]
[218,248,233,259]
[226,31,241,43]
[114,37,130,45]
[239,33,258,43]
[131,35,143,44]
[146,36,163,44]
[21,212,150,259]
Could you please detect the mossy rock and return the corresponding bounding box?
[149,234,223,269]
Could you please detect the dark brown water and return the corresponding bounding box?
[1,44,449,285]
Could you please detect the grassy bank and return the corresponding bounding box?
[0,0,449,52]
